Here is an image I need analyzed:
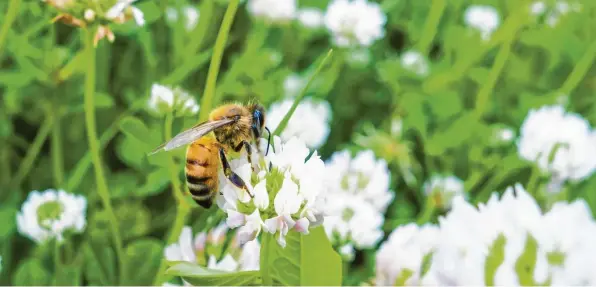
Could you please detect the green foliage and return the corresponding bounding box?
[4,0,596,285]
[166,262,261,285]
[260,227,342,286]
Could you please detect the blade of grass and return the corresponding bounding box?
[198,0,240,122]
[153,1,241,285]
[0,0,22,57]
[273,49,334,136]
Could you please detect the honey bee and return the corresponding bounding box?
[150,102,270,208]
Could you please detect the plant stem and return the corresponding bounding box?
[273,49,334,136]
[417,0,446,55]
[416,196,435,225]
[51,106,64,187]
[0,0,21,57]
[198,0,240,122]
[152,112,191,286]
[422,9,527,94]
[82,28,125,281]
[260,233,272,286]
[53,239,61,286]
[558,40,596,95]
[473,23,519,119]
[10,112,53,189]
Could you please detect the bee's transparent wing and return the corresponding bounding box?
[148,118,235,155]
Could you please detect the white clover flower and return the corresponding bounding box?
[464,5,500,40]
[423,174,465,209]
[530,1,582,27]
[375,223,440,286]
[148,84,200,117]
[497,127,515,142]
[401,50,429,76]
[323,150,393,259]
[217,136,327,248]
[324,0,386,47]
[297,8,324,29]
[419,183,596,285]
[518,105,596,182]
[164,224,260,285]
[266,98,332,149]
[283,74,305,97]
[247,0,296,22]
[166,5,200,31]
[106,0,145,26]
[16,189,87,244]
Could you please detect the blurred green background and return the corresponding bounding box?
[2,0,596,285]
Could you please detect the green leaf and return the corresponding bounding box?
[52,262,83,286]
[119,116,151,144]
[122,239,163,285]
[515,234,538,285]
[0,205,17,240]
[166,261,261,286]
[83,242,117,285]
[484,234,506,286]
[136,168,171,196]
[95,92,115,109]
[13,259,51,286]
[263,227,342,286]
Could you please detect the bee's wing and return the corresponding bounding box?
[148,118,235,155]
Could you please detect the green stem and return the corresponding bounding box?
[184,0,213,61]
[473,22,520,119]
[417,0,446,55]
[0,0,21,57]
[51,106,64,187]
[558,40,596,95]
[416,196,435,225]
[273,49,334,136]
[152,113,192,286]
[10,112,53,189]
[53,239,61,286]
[260,233,272,286]
[82,28,125,281]
[422,9,527,94]
[198,0,239,122]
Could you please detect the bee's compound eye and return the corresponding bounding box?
[254,110,264,127]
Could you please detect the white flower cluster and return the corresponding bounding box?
[530,1,582,27]
[148,84,200,117]
[323,150,394,260]
[324,0,386,47]
[297,8,324,29]
[518,105,596,182]
[164,224,260,286]
[247,0,296,22]
[266,98,332,149]
[217,136,327,248]
[17,189,87,244]
[400,50,430,77]
[423,174,465,209]
[376,184,596,285]
[375,223,439,285]
[464,5,501,40]
[105,0,145,26]
[166,5,200,31]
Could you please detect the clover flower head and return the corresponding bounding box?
[324,0,386,47]
[16,189,87,244]
[163,224,260,286]
[166,5,200,31]
[217,136,327,248]
[148,83,200,117]
[297,8,324,29]
[423,174,465,209]
[247,0,297,23]
[464,5,500,40]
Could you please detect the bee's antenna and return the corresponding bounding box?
[264,127,272,156]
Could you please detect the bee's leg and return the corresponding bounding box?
[219,147,254,198]
[234,141,255,173]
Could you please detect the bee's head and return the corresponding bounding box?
[249,104,266,138]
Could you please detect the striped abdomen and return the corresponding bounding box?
[185,137,220,208]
